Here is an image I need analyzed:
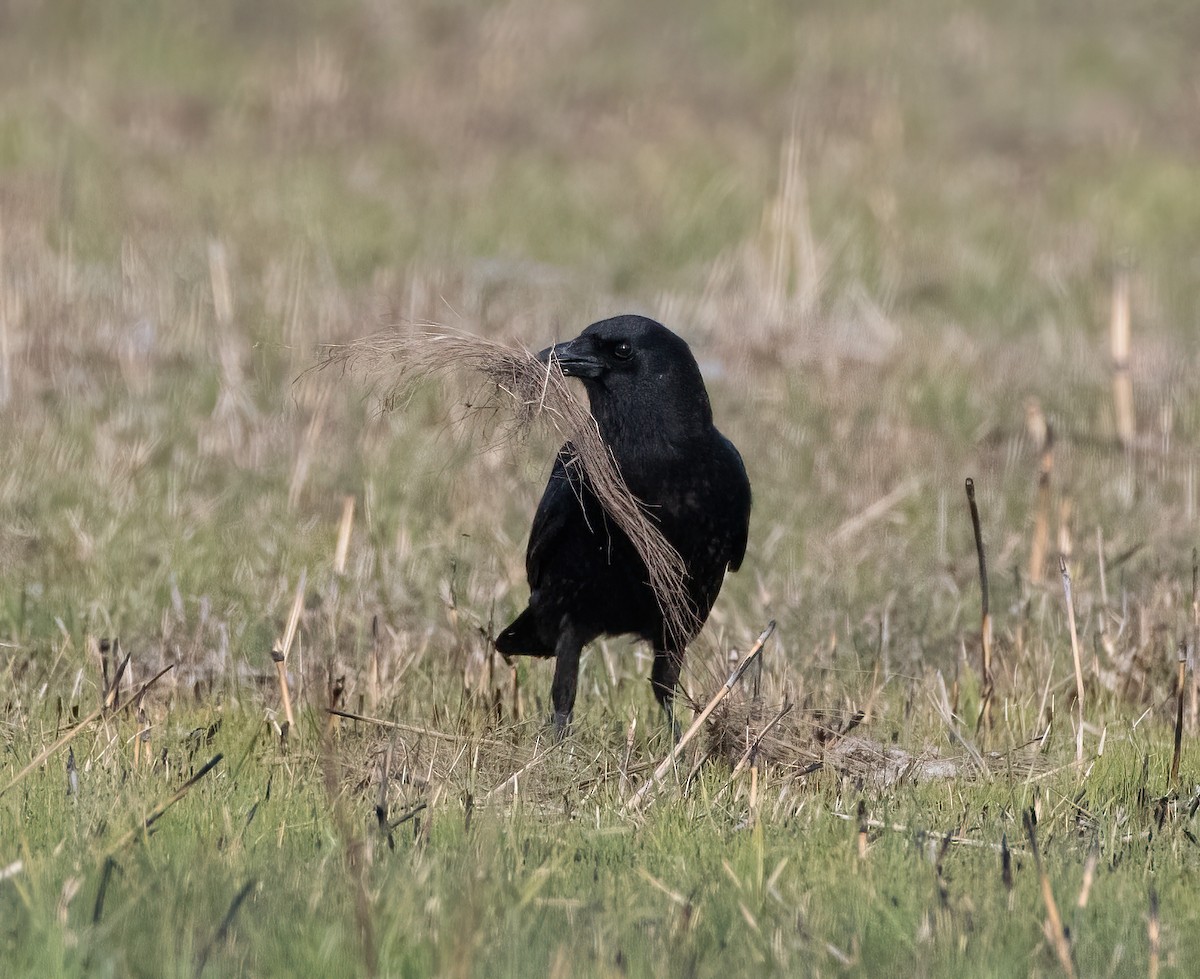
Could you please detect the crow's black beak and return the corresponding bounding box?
[536,338,605,379]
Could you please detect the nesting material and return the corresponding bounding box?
[319,328,696,645]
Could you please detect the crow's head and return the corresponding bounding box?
[538,315,714,445]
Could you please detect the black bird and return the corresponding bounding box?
[495,314,751,735]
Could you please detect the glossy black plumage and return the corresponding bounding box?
[495,315,751,734]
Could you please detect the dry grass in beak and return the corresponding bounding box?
[316,328,697,646]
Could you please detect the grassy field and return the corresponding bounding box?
[3,1,1200,976]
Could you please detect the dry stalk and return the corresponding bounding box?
[1024,810,1076,979]
[1171,643,1186,787]
[271,571,306,732]
[319,329,695,646]
[368,615,381,714]
[334,495,355,575]
[625,621,776,812]
[1029,425,1055,585]
[1110,264,1135,447]
[1059,556,1085,762]
[965,478,993,732]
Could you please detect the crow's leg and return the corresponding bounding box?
[651,647,685,741]
[550,625,586,738]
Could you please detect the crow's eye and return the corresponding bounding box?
[613,340,633,360]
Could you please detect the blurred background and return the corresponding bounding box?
[2,0,1199,709]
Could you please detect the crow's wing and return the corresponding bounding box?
[525,446,592,591]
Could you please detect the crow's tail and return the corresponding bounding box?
[495,607,553,656]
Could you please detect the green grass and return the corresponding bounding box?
[2,0,1200,976]
[5,717,1199,978]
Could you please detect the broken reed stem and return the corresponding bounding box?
[1059,556,1086,762]
[1024,810,1076,979]
[1110,264,1135,447]
[334,495,355,575]
[965,478,993,731]
[318,329,695,644]
[0,664,175,799]
[271,570,306,732]
[1029,425,1055,585]
[1171,643,1186,787]
[626,621,776,812]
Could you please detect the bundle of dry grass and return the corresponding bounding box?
[318,327,696,644]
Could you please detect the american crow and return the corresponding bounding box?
[495,314,751,735]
